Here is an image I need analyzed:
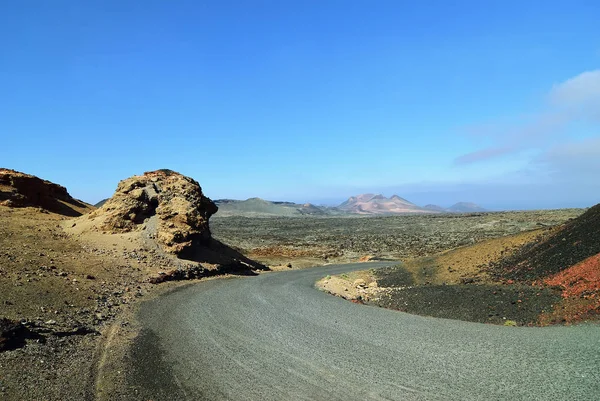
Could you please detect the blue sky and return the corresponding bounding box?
[1,1,599,210]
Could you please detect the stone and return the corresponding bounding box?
[79,170,218,257]
[353,278,366,288]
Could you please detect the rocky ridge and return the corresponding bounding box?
[0,168,93,216]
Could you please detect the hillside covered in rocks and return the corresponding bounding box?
[0,168,93,216]
[0,168,264,352]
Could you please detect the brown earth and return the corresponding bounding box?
[0,168,93,217]
[0,169,267,400]
[0,168,595,398]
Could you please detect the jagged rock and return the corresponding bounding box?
[0,168,92,216]
[85,169,218,257]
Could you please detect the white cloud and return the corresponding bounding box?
[549,70,600,108]
[455,69,600,166]
[536,136,600,175]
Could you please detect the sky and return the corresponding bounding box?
[1,1,599,210]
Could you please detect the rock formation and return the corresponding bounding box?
[0,168,92,216]
[86,169,218,257]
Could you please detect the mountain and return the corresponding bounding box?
[213,195,487,217]
[423,204,447,212]
[446,202,487,213]
[214,198,333,217]
[94,198,109,208]
[337,194,432,215]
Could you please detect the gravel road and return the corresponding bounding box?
[126,262,600,400]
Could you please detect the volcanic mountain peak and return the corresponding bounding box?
[390,194,410,202]
[447,202,487,213]
[346,193,379,203]
[423,204,447,212]
[338,193,429,214]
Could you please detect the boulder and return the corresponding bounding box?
[87,169,218,257]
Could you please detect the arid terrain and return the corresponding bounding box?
[0,169,265,400]
[212,209,582,267]
[0,167,597,400]
[318,205,600,326]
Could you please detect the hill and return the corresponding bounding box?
[488,203,600,323]
[446,202,487,213]
[337,194,432,214]
[490,204,600,282]
[214,198,333,217]
[423,204,447,212]
[0,168,94,216]
[94,198,109,208]
[209,194,488,217]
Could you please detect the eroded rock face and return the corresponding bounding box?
[93,169,218,256]
[0,168,90,216]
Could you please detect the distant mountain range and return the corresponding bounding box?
[213,198,340,217]
[96,194,486,217]
[213,194,486,217]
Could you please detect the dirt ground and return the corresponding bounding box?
[0,205,591,399]
[212,209,583,267]
[318,211,600,326]
[0,207,257,400]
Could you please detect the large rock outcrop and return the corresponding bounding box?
[0,168,92,216]
[88,169,218,257]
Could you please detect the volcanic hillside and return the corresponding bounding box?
[490,203,600,282]
[214,198,331,217]
[0,168,93,216]
[446,202,487,213]
[489,203,600,323]
[338,194,431,214]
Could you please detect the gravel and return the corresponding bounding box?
[117,262,600,400]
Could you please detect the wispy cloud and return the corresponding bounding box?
[454,146,515,165]
[454,69,600,165]
[536,136,600,177]
[550,70,600,109]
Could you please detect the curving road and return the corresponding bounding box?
[127,262,600,400]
